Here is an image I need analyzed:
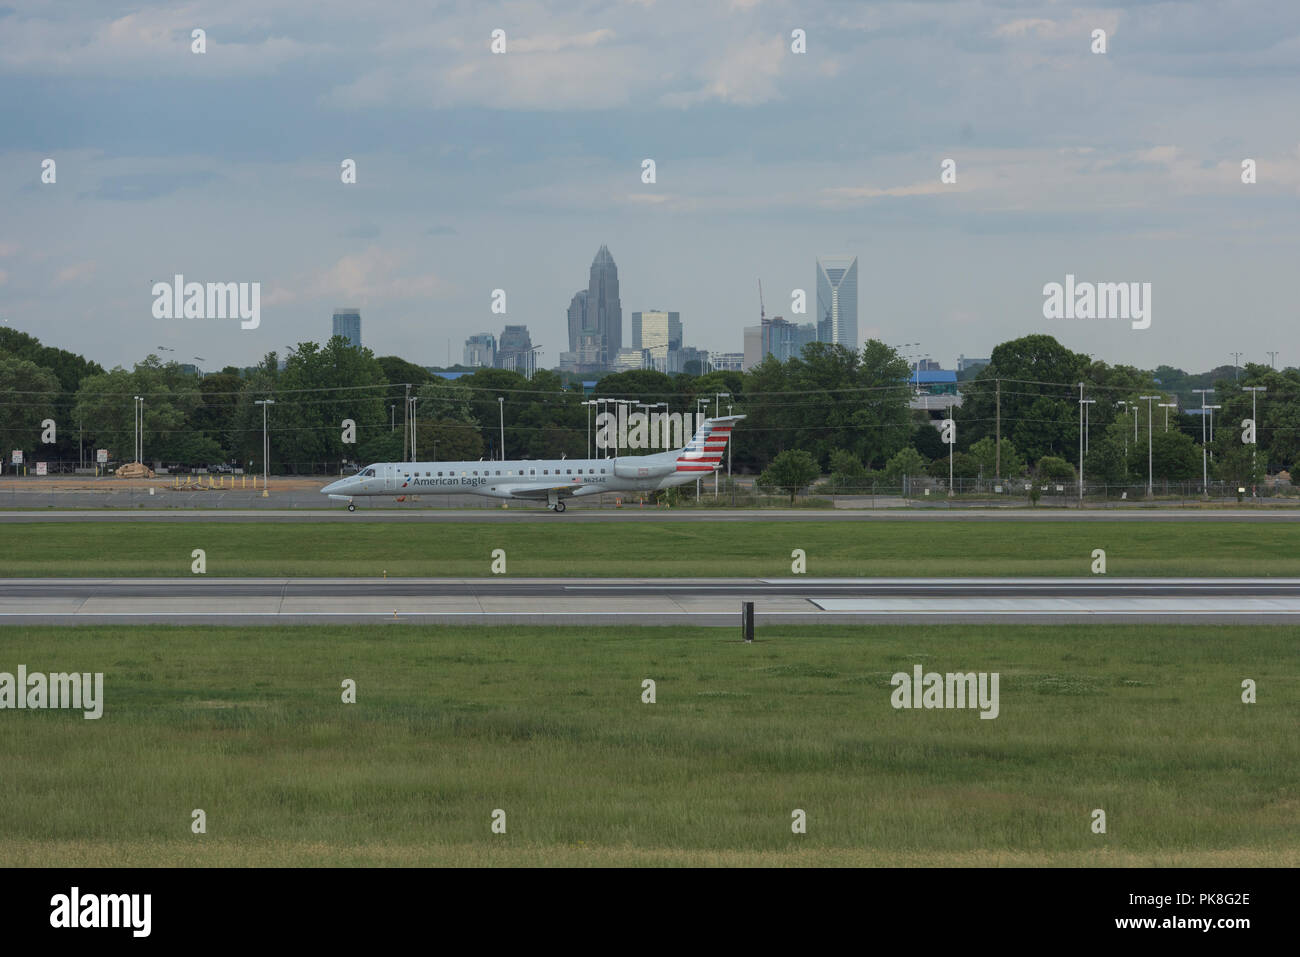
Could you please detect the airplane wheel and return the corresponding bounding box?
[555,501,566,513]
[347,503,355,511]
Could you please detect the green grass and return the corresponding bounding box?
[0,624,1295,867]
[3,520,1300,577]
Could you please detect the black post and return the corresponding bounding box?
[742,601,754,643]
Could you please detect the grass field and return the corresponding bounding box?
[0,624,1295,867]
[4,520,1300,577]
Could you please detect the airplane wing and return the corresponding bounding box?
[492,482,597,501]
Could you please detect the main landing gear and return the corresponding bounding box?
[347,502,356,511]
[546,493,566,513]
[549,500,566,513]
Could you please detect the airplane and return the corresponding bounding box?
[320,414,745,512]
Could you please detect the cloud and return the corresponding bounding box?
[819,181,955,203]
[659,35,787,107]
[511,29,615,54]
[0,5,325,76]
[0,242,17,257]
[82,171,221,202]
[55,261,97,284]
[265,246,448,306]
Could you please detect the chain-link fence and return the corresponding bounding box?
[1,470,1295,510]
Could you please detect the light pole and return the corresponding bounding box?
[1207,405,1222,481]
[1241,386,1266,478]
[406,395,418,461]
[254,399,274,490]
[1193,388,1213,493]
[1140,395,1158,498]
[727,402,734,498]
[714,393,730,497]
[1117,401,1129,460]
[612,399,634,465]
[581,399,598,459]
[133,395,144,464]
[696,397,709,500]
[1158,402,1176,431]
[497,397,505,461]
[1078,389,1094,502]
[390,404,395,432]
[637,401,667,450]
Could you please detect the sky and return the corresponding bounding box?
[1,0,1298,375]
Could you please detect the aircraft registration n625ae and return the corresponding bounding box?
[320,415,744,512]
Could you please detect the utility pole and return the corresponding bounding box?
[1230,352,1243,381]
[995,378,1001,482]
[409,395,418,461]
[402,384,410,461]
[1077,383,1083,501]
[1078,388,1094,503]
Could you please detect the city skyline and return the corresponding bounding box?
[2,2,1298,374]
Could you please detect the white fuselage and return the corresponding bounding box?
[321,449,704,502]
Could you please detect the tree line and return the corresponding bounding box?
[0,327,1292,486]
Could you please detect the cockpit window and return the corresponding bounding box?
[361,468,376,477]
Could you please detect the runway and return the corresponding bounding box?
[6,577,1300,625]
[2,508,1298,524]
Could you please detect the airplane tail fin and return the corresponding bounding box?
[676,415,745,473]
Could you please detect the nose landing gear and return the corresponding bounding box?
[347,502,356,511]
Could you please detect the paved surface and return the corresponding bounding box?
[3,508,1298,524]
[6,577,1300,625]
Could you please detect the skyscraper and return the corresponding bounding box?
[815,256,858,349]
[566,290,587,355]
[631,310,682,369]
[760,316,817,362]
[587,245,622,368]
[332,307,361,348]
[464,333,496,367]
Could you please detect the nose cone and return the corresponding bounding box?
[321,478,346,494]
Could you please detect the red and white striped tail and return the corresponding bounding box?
[676,415,744,473]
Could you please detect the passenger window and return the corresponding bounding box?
[543,470,548,475]
[566,469,572,475]
[600,468,606,474]
[529,470,536,476]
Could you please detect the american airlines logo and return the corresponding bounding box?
[595,409,701,450]
[151,275,261,330]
